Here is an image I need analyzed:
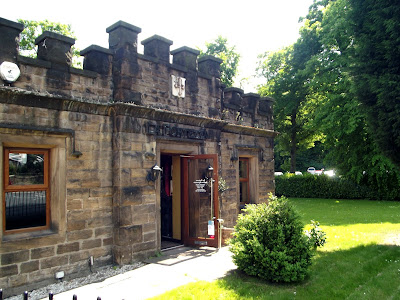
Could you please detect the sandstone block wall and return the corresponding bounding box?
[0,16,276,296]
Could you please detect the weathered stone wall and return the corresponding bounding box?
[0,92,113,295]
[218,130,275,228]
[0,16,276,296]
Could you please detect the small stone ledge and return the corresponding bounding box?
[198,55,223,64]
[17,55,51,69]
[106,20,142,34]
[0,17,24,31]
[138,53,162,64]
[170,46,200,56]
[69,67,98,78]
[141,34,173,46]
[168,63,188,73]
[35,31,75,46]
[80,45,113,56]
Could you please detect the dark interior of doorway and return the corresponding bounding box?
[161,154,183,250]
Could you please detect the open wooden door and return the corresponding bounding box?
[182,154,219,247]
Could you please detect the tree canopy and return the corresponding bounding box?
[199,36,240,87]
[348,0,400,166]
[258,0,400,198]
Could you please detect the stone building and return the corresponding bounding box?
[0,17,276,295]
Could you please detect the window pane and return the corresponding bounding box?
[9,152,44,185]
[5,191,47,230]
[240,181,249,204]
[239,159,248,179]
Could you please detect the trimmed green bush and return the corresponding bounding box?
[275,173,399,200]
[229,195,313,283]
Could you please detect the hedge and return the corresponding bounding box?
[275,173,399,200]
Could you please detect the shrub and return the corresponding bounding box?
[229,194,314,283]
[274,173,394,200]
[305,220,327,249]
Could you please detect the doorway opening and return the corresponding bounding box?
[160,154,183,250]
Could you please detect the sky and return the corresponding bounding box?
[3,0,314,92]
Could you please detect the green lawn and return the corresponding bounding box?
[150,198,400,299]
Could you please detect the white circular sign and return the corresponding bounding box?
[0,61,21,83]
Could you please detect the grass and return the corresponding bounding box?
[150,198,400,299]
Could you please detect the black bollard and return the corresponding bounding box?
[73,295,77,300]
[23,291,28,300]
[0,288,3,300]
[49,292,54,300]
[97,297,101,300]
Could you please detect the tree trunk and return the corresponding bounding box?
[290,113,297,173]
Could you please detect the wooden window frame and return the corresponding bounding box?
[3,148,50,234]
[239,157,250,205]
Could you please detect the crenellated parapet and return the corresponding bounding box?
[222,87,274,130]
[0,17,273,126]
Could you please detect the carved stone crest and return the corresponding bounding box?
[171,75,186,98]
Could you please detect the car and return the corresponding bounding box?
[307,167,324,175]
[307,167,316,174]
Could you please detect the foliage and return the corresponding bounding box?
[308,0,400,189]
[200,36,240,87]
[349,0,400,166]
[229,194,314,283]
[17,19,81,68]
[305,220,326,248]
[257,0,326,173]
[260,0,400,193]
[275,172,400,200]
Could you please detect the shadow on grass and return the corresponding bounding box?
[216,244,400,300]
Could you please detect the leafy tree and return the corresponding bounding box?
[302,0,400,197]
[200,36,240,87]
[257,1,326,173]
[17,19,81,68]
[348,0,400,166]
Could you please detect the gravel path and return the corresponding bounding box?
[5,262,144,300]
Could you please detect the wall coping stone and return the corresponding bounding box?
[106,21,142,34]
[198,55,223,64]
[0,17,24,31]
[17,55,51,69]
[224,87,244,94]
[35,31,75,46]
[243,92,260,98]
[141,34,173,46]
[171,46,200,56]
[80,45,113,56]
[69,67,98,78]
[260,96,275,102]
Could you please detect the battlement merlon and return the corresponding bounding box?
[106,20,142,53]
[141,35,173,63]
[0,17,24,62]
[35,31,75,70]
[0,17,274,125]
